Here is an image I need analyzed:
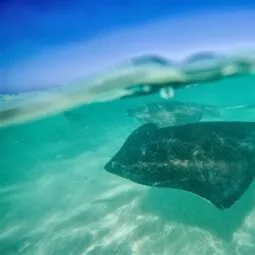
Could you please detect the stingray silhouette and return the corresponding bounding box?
[105,121,255,209]
[127,101,255,127]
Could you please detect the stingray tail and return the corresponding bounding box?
[203,102,255,119]
[223,102,255,111]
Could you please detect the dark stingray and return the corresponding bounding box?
[127,101,255,128]
[104,122,255,209]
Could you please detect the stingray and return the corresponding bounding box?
[127,101,255,128]
[104,121,255,209]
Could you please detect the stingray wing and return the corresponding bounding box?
[162,122,255,209]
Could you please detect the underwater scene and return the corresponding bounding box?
[1,2,255,254]
[1,49,255,254]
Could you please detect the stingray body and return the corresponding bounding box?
[104,122,255,209]
[127,101,255,127]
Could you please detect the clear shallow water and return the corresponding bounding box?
[1,76,255,254]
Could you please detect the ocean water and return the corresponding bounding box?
[1,74,255,255]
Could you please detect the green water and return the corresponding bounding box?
[1,76,255,254]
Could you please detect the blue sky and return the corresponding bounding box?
[1,0,255,93]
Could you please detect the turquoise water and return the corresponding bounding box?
[1,75,255,254]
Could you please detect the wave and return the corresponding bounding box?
[0,49,254,128]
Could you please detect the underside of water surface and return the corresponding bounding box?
[1,68,255,254]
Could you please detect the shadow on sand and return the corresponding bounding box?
[139,181,255,241]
